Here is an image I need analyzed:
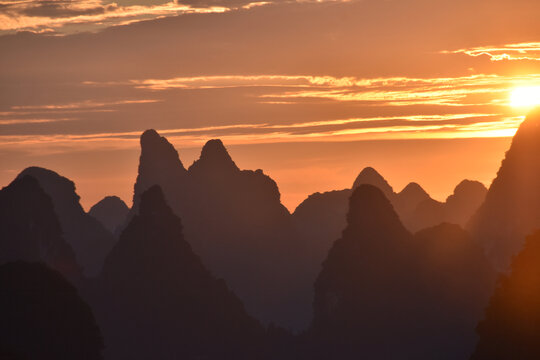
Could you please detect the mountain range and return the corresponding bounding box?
[2,108,540,358]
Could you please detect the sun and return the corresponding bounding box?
[510,86,540,108]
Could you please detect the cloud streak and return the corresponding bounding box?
[0,0,230,34]
[0,113,524,155]
[443,42,540,62]
[128,73,540,107]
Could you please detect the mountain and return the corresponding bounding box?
[93,185,265,359]
[413,223,495,359]
[0,175,80,279]
[468,109,540,271]
[393,182,432,219]
[0,261,102,360]
[403,180,487,231]
[89,196,129,234]
[308,184,420,359]
[352,166,394,198]
[17,167,116,277]
[305,184,494,359]
[293,189,351,269]
[131,130,307,330]
[471,230,540,360]
[132,129,187,213]
[444,180,487,225]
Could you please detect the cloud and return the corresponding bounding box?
[0,0,232,34]
[0,0,347,34]
[443,42,540,62]
[125,73,540,107]
[0,112,524,156]
[10,98,161,110]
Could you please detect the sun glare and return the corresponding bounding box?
[510,86,540,108]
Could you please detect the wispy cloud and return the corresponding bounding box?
[10,98,160,110]
[0,0,230,34]
[0,0,347,34]
[0,117,75,125]
[128,73,540,106]
[0,113,524,155]
[442,42,540,61]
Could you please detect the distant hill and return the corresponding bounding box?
[89,196,129,234]
[407,179,487,231]
[469,109,540,271]
[17,167,116,277]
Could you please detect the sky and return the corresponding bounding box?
[1,0,540,211]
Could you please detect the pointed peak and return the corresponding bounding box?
[138,129,186,171]
[400,182,428,195]
[140,128,160,144]
[140,129,173,152]
[139,185,171,217]
[189,139,238,174]
[352,167,393,196]
[201,139,233,161]
[346,184,403,232]
[398,182,430,200]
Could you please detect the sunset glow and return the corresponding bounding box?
[2,0,540,211]
[510,86,540,108]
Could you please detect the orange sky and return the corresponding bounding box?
[1,0,539,211]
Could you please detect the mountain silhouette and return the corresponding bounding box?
[132,130,307,330]
[413,223,495,359]
[0,175,80,279]
[468,109,540,271]
[308,184,419,359]
[402,180,487,232]
[294,168,486,257]
[17,167,115,276]
[393,182,432,217]
[444,180,488,225]
[93,185,266,359]
[0,261,102,360]
[471,230,540,360]
[89,196,129,234]
[132,129,188,213]
[305,184,494,359]
[352,166,394,198]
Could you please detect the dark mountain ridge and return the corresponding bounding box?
[468,109,540,271]
[17,167,116,276]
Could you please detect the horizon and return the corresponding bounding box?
[1,0,540,211]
